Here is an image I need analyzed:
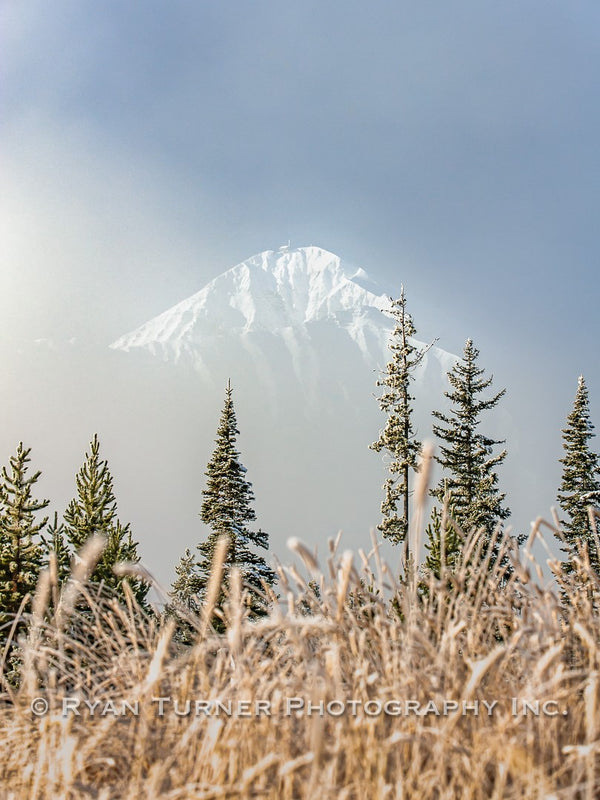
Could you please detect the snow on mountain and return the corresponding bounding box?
[110,245,457,394]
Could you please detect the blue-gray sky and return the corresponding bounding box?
[1,1,599,576]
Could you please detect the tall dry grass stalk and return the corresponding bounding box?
[2,498,600,798]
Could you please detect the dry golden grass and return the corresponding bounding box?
[2,508,600,799]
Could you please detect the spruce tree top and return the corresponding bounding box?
[1,443,49,540]
[200,380,264,548]
[370,287,433,549]
[557,375,600,545]
[374,288,418,411]
[438,339,505,428]
[432,338,509,534]
[64,434,117,551]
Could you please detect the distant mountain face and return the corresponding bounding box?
[110,246,457,402]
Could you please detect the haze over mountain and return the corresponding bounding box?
[1,245,516,589]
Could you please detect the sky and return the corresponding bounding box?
[1,1,599,583]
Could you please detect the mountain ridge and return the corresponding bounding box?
[110,245,457,389]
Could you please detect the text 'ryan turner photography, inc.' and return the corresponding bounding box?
[29,696,569,719]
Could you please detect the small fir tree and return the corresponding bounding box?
[41,512,72,586]
[424,504,462,581]
[0,443,49,644]
[557,376,600,573]
[64,435,150,607]
[64,434,117,551]
[166,548,203,644]
[432,339,509,560]
[171,549,203,614]
[196,381,277,627]
[370,288,434,560]
[98,520,150,607]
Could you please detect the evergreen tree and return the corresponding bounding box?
[196,382,277,627]
[557,376,600,572]
[0,443,49,642]
[100,520,150,607]
[370,288,434,559]
[64,434,117,551]
[171,549,203,614]
[166,548,203,644]
[424,504,462,580]
[64,435,150,607]
[432,339,509,553]
[41,512,71,587]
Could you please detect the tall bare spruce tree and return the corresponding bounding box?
[371,288,433,561]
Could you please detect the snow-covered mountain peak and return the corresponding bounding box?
[111,246,393,356]
[221,245,391,328]
[110,245,455,394]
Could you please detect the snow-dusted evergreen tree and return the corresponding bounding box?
[64,434,117,550]
[166,548,203,644]
[424,500,462,580]
[64,434,149,607]
[41,512,71,587]
[196,382,277,627]
[432,339,509,553]
[370,288,434,559]
[0,443,49,642]
[171,549,202,613]
[557,375,600,573]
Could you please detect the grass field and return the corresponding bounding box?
[2,496,600,799]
